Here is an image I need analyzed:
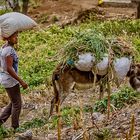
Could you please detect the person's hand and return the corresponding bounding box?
[20,80,28,89]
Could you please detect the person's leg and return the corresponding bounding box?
[6,84,22,129]
[0,103,12,124]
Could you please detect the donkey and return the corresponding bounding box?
[49,63,140,117]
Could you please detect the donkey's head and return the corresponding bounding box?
[127,63,140,92]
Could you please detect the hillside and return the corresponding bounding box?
[0,0,140,140]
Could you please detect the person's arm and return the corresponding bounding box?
[6,55,28,89]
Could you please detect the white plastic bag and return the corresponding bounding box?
[114,57,131,83]
[0,12,37,38]
[96,54,109,75]
[75,53,95,71]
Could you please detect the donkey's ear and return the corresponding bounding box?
[135,64,140,76]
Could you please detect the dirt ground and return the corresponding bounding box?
[31,0,136,15]
[30,0,136,26]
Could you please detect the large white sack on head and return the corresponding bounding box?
[74,53,95,71]
[0,12,37,38]
[114,57,131,83]
[96,55,109,75]
[0,12,37,27]
[1,18,19,38]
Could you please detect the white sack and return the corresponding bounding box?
[0,12,37,38]
[1,18,19,38]
[75,53,95,71]
[96,55,109,75]
[114,57,131,83]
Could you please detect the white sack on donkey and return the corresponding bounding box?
[114,57,131,84]
[74,53,109,75]
[74,52,131,83]
[74,53,95,71]
[96,54,109,75]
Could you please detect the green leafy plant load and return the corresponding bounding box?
[63,29,134,66]
[64,30,108,64]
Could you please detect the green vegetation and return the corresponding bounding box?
[94,87,139,113]
[95,128,112,140]
[16,84,140,132]
[0,0,12,15]
[0,20,140,92]
[0,126,14,139]
[0,87,137,138]
[16,118,47,132]
[64,30,108,62]
[48,107,81,129]
[0,126,9,139]
[0,9,12,15]
[64,30,133,64]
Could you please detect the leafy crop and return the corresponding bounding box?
[0,126,9,139]
[48,106,80,129]
[0,126,14,139]
[94,87,139,113]
[16,118,46,132]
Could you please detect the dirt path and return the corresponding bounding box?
[30,0,136,26]
[31,0,135,15]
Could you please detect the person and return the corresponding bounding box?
[0,32,28,130]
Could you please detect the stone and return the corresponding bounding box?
[92,112,105,122]
[16,130,32,140]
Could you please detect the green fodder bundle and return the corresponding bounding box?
[63,30,108,64]
[63,29,134,65]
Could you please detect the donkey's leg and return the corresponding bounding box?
[59,76,75,105]
[49,96,57,118]
[49,76,60,117]
[52,73,75,114]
